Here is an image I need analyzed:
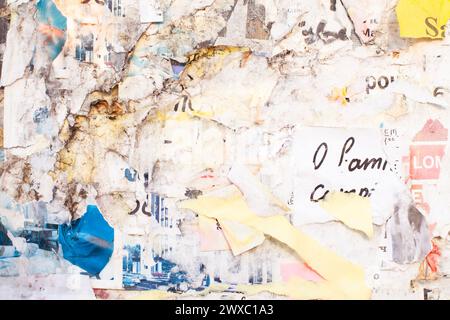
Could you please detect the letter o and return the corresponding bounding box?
[313,142,328,170]
[378,76,389,89]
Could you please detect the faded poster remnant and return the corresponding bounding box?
[58,205,114,275]
[0,0,450,301]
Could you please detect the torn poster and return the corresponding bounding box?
[58,205,114,276]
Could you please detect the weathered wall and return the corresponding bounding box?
[0,0,449,300]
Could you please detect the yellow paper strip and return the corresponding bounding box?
[319,192,374,238]
[219,219,265,255]
[179,186,371,299]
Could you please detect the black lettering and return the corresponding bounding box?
[336,28,348,41]
[144,172,149,188]
[330,0,336,11]
[182,96,187,112]
[310,184,329,202]
[142,201,151,216]
[366,76,376,94]
[316,21,327,36]
[313,142,328,169]
[322,30,338,41]
[302,27,314,36]
[338,137,355,166]
[359,188,370,197]
[425,17,439,37]
[378,76,389,89]
[349,157,385,172]
[362,28,372,37]
[361,157,384,170]
[440,24,447,37]
[434,87,444,97]
[424,288,432,300]
[128,200,140,215]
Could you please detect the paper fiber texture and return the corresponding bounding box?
[0,0,449,300]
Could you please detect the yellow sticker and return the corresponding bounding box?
[396,0,450,39]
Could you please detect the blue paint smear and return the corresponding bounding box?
[0,222,20,259]
[126,55,150,77]
[0,222,12,246]
[58,205,114,276]
[171,65,185,76]
[33,107,49,124]
[171,61,185,80]
[124,168,137,182]
[36,0,67,60]
[0,248,21,259]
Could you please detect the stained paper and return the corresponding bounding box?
[0,0,449,301]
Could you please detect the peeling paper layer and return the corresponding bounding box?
[0,0,450,301]
[179,186,371,299]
